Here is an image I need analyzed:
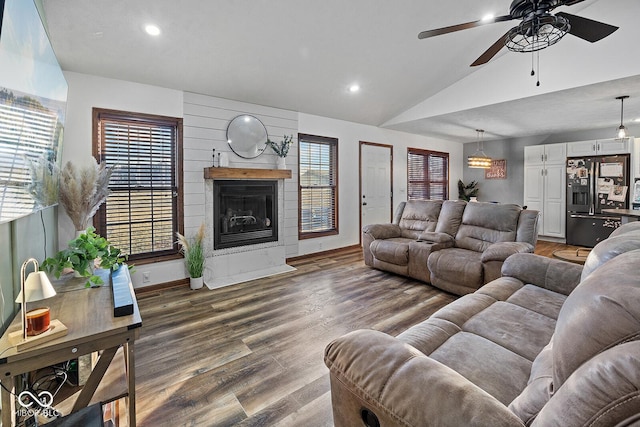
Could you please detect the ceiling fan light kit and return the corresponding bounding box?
[504,14,569,53]
[616,95,629,140]
[468,129,492,169]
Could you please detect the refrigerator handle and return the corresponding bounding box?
[589,162,595,215]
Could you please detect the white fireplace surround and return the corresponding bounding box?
[203,177,295,289]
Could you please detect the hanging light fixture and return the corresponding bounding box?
[468,129,492,169]
[615,95,629,140]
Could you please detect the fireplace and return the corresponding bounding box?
[214,180,278,249]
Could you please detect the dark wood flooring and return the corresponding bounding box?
[134,240,576,426]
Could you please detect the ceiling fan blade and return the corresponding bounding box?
[556,12,618,43]
[470,31,510,66]
[557,0,585,6]
[418,14,513,39]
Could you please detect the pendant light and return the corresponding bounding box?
[468,129,492,169]
[616,95,629,140]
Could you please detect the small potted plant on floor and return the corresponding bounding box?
[41,227,129,287]
[176,224,206,290]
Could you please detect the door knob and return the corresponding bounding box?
[362,202,368,206]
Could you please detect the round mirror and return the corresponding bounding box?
[226,115,268,159]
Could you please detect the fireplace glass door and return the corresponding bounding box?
[214,180,278,249]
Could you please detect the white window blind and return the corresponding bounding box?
[299,134,338,237]
[0,101,59,221]
[94,110,181,260]
[407,148,449,200]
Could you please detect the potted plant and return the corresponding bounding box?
[58,157,114,233]
[266,134,294,169]
[41,227,129,287]
[176,223,206,290]
[458,179,479,202]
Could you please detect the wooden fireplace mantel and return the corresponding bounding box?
[203,167,292,180]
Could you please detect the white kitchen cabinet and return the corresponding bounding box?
[524,143,567,238]
[567,138,631,157]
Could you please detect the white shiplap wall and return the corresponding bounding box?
[182,92,299,260]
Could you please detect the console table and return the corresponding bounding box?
[0,267,141,426]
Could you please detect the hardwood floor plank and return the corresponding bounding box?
[135,241,574,426]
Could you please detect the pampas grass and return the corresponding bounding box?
[176,223,206,278]
[59,157,113,231]
[25,153,60,208]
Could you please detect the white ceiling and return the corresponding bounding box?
[40,0,640,143]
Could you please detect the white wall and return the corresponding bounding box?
[298,113,463,256]
[61,71,184,288]
[60,71,464,286]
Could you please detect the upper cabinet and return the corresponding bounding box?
[567,138,631,157]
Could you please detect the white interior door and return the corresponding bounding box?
[361,143,392,228]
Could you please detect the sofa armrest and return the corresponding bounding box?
[501,253,583,296]
[482,242,535,263]
[418,230,454,244]
[362,223,402,240]
[324,329,525,427]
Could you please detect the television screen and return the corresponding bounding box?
[0,0,68,223]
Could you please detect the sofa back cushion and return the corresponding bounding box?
[553,249,640,388]
[435,200,467,236]
[580,233,640,281]
[455,203,522,252]
[398,200,443,238]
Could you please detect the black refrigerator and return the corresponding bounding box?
[566,154,630,247]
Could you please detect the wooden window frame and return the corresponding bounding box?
[298,133,339,239]
[92,108,184,264]
[407,148,449,201]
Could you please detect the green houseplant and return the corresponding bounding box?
[41,227,128,287]
[266,134,294,169]
[176,223,206,290]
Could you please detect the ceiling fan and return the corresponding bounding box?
[418,0,618,67]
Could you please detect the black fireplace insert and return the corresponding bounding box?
[214,180,278,249]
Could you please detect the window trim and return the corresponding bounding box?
[407,147,449,201]
[298,133,339,240]
[92,107,184,264]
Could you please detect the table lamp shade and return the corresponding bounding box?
[15,271,56,303]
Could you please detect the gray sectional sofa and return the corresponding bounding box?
[363,200,540,295]
[325,222,640,427]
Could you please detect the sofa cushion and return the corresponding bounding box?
[369,238,411,265]
[434,199,466,236]
[553,249,640,388]
[397,200,442,233]
[455,203,522,252]
[427,248,484,289]
[508,339,554,424]
[581,233,640,281]
[608,221,640,237]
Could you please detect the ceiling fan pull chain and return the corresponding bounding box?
[531,50,535,77]
[536,51,541,87]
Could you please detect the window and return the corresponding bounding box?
[93,108,183,262]
[298,133,338,238]
[407,148,449,200]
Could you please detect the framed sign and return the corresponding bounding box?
[485,159,507,180]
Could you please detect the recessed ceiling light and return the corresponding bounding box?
[481,13,495,22]
[348,84,360,93]
[145,24,161,36]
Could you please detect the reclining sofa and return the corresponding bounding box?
[325,222,640,427]
[363,200,539,295]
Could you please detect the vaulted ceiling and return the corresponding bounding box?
[41,0,640,143]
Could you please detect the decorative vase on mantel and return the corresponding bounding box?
[189,276,204,290]
[276,156,286,170]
